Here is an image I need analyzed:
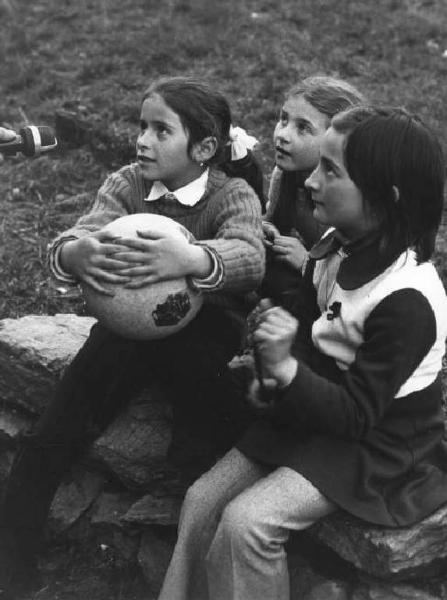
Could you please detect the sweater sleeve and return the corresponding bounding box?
[47,165,143,268]
[274,288,438,439]
[200,177,265,292]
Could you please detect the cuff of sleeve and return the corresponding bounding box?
[273,360,326,429]
[189,244,224,291]
[275,357,299,389]
[48,236,79,284]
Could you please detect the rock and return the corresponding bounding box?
[305,581,351,600]
[122,493,182,526]
[90,491,139,529]
[89,386,172,489]
[0,406,32,443]
[351,581,442,600]
[2,312,447,596]
[0,314,95,413]
[310,507,447,579]
[288,547,351,600]
[48,466,106,535]
[81,491,141,564]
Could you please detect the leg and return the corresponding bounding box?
[158,448,270,600]
[206,467,336,600]
[0,323,144,588]
[158,305,249,464]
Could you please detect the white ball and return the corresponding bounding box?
[81,213,203,340]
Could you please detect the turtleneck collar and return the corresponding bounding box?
[309,229,405,290]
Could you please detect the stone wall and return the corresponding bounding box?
[1,314,447,599]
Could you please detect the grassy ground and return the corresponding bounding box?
[1,0,447,321]
[1,0,447,597]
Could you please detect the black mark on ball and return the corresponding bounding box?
[152,292,191,327]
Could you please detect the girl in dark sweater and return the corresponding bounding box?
[159,106,447,600]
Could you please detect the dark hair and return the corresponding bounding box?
[332,106,445,262]
[142,76,265,207]
[287,75,367,122]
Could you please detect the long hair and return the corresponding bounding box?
[143,76,265,206]
[332,106,445,262]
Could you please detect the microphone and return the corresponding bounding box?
[0,126,58,156]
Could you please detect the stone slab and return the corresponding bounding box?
[310,507,447,579]
[122,493,182,526]
[89,389,172,490]
[49,466,105,535]
[0,314,95,412]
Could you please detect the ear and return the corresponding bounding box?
[392,185,400,204]
[191,136,218,164]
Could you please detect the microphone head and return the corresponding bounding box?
[20,126,58,156]
[37,126,57,148]
[19,126,36,156]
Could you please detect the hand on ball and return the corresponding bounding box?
[110,228,212,288]
[60,231,135,295]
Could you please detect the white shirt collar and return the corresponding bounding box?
[145,168,209,207]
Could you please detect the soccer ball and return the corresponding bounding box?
[81,214,203,339]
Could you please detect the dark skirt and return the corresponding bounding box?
[237,378,447,527]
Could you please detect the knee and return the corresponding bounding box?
[179,479,212,530]
[214,496,270,555]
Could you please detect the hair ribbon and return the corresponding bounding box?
[228,125,259,160]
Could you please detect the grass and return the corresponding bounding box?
[1,0,447,597]
[1,0,447,320]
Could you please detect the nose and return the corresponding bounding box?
[137,129,152,150]
[305,166,319,191]
[275,122,291,144]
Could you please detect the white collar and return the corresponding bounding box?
[145,168,209,207]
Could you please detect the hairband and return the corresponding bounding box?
[228,125,259,161]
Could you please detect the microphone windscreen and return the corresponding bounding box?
[38,126,57,146]
[19,127,36,156]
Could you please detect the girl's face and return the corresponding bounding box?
[273,95,329,172]
[305,127,377,241]
[137,93,203,190]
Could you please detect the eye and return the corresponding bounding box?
[156,123,169,139]
[278,111,288,126]
[139,119,147,133]
[322,159,336,176]
[295,119,311,134]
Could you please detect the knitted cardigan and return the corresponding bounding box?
[49,163,265,318]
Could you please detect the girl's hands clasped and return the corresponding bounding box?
[109,227,212,288]
[252,299,299,388]
[60,231,134,295]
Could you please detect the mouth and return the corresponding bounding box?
[275,146,290,158]
[137,154,156,164]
